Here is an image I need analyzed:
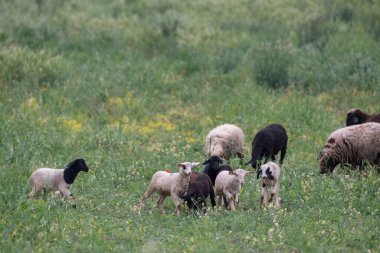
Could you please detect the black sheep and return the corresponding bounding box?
[246,124,288,177]
[179,174,216,212]
[346,108,380,126]
[203,156,232,207]
[203,156,230,186]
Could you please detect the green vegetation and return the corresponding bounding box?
[0,0,379,252]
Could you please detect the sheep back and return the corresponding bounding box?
[205,124,245,160]
[29,168,65,191]
[319,122,380,173]
[150,171,185,196]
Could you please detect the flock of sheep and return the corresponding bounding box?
[28,108,380,214]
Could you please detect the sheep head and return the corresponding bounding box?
[346,108,367,126]
[318,151,339,174]
[229,169,252,185]
[177,162,200,175]
[208,137,225,157]
[67,158,89,172]
[203,156,223,172]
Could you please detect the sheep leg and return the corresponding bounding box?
[209,187,216,207]
[59,187,75,207]
[29,186,40,199]
[235,193,239,205]
[139,186,156,210]
[171,193,182,216]
[272,182,280,207]
[157,194,166,214]
[216,195,223,207]
[224,191,235,211]
[261,186,269,206]
[280,144,287,165]
[237,152,245,166]
[43,189,49,201]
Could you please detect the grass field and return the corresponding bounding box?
[1,0,380,252]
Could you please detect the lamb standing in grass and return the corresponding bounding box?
[205,124,245,161]
[139,162,200,216]
[29,158,89,208]
[179,173,216,212]
[259,162,281,208]
[214,169,252,211]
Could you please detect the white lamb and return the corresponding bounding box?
[214,169,252,211]
[205,124,245,161]
[259,162,281,208]
[29,158,89,208]
[139,162,200,216]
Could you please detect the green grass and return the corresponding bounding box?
[1,0,380,252]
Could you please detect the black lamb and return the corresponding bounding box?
[203,155,232,207]
[179,174,216,212]
[246,124,288,177]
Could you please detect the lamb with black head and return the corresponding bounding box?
[29,158,89,208]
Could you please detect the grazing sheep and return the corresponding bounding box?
[139,162,200,216]
[259,162,281,208]
[214,169,252,211]
[179,173,216,212]
[318,122,380,174]
[246,124,288,176]
[29,158,89,208]
[205,124,245,161]
[346,108,380,126]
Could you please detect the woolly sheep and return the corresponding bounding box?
[205,124,245,161]
[179,173,216,212]
[214,169,252,211]
[246,124,288,176]
[139,162,200,216]
[259,162,281,208]
[318,122,380,174]
[346,108,380,126]
[29,158,89,208]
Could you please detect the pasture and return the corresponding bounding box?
[0,0,379,252]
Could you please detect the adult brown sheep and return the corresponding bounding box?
[318,123,380,174]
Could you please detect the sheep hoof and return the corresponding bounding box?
[72,204,77,209]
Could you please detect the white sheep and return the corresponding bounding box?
[319,122,380,173]
[29,158,89,208]
[214,169,252,211]
[139,162,200,216]
[205,124,245,161]
[259,162,281,208]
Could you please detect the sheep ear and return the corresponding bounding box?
[245,170,253,176]
[229,171,237,176]
[177,163,184,167]
[191,162,200,167]
[203,158,210,165]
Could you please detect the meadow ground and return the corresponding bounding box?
[0,0,380,252]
